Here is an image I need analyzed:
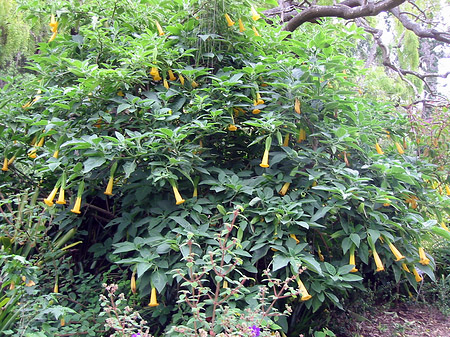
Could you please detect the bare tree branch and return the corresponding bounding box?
[283,0,406,32]
[390,7,450,44]
[357,18,450,96]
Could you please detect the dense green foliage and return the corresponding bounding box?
[0,0,449,335]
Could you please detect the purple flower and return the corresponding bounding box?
[131,334,141,337]
[250,325,261,337]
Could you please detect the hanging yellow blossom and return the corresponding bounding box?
[150,67,162,81]
[179,74,185,85]
[44,187,58,207]
[290,234,300,244]
[163,79,169,89]
[295,98,301,114]
[228,124,237,131]
[388,242,405,261]
[171,183,185,205]
[445,184,450,196]
[149,287,159,307]
[104,176,114,196]
[413,267,423,282]
[279,182,290,196]
[28,148,37,159]
[155,20,164,36]
[372,247,384,272]
[260,149,269,168]
[168,70,177,81]
[395,142,404,154]
[53,280,59,293]
[252,26,260,37]
[297,277,312,301]
[191,81,199,88]
[239,18,245,32]
[297,128,306,143]
[251,6,261,21]
[441,222,449,232]
[318,248,324,262]
[2,158,8,171]
[225,14,235,26]
[401,263,411,273]
[7,155,15,166]
[131,273,137,294]
[256,93,264,105]
[283,134,289,147]
[223,280,228,288]
[418,247,430,265]
[349,245,358,272]
[117,90,125,96]
[37,136,45,147]
[71,196,82,214]
[375,143,384,155]
[48,14,58,42]
[55,186,66,205]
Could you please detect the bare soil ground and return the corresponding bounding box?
[353,303,450,337]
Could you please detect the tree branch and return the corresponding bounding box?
[357,19,450,96]
[390,7,450,44]
[283,0,407,32]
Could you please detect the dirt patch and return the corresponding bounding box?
[354,303,450,337]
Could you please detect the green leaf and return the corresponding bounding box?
[83,157,106,173]
[349,233,360,247]
[431,227,450,240]
[123,161,137,179]
[272,255,290,271]
[151,270,168,293]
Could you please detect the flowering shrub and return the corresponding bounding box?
[0,0,449,334]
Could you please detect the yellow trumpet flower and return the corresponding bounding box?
[168,70,177,81]
[375,143,384,155]
[401,263,411,273]
[56,186,66,205]
[349,248,358,273]
[150,67,161,81]
[53,150,59,159]
[413,267,422,282]
[252,26,260,37]
[104,176,114,196]
[260,149,269,168]
[295,98,301,114]
[297,277,312,301]
[223,280,228,288]
[179,74,185,85]
[172,185,185,205]
[228,124,237,131]
[373,247,384,272]
[388,242,405,261]
[445,184,450,196]
[225,14,235,26]
[283,134,289,147]
[279,182,290,196]
[44,187,58,207]
[155,20,164,36]
[251,6,260,21]
[71,196,82,214]
[149,287,159,307]
[238,18,245,32]
[131,273,137,294]
[2,158,8,171]
[53,280,59,293]
[395,142,404,155]
[297,128,306,143]
[163,79,169,89]
[441,222,449,232]
[290,233,300,244]
[7,155,15,166]
[418,247,430,265]
[191,81,199,88]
